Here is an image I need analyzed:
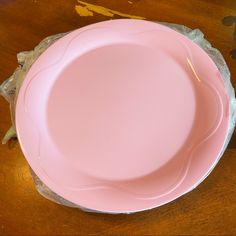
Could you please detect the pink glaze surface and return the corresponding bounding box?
[16,20,229,213]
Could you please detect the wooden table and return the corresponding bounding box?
[0,0,236,235]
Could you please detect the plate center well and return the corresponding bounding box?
[47,43,196,180]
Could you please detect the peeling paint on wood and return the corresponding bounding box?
[75,0,145,19]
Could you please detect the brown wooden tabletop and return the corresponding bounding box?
[0,0,236,235]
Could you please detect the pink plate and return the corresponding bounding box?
[16,19,229,213]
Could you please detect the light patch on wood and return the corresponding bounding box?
[75,5,94,16]
[75,0,145,19]
[128,1,133,4]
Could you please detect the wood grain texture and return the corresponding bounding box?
[0,0,236,235]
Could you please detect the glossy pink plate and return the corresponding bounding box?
[16,19,229,213]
